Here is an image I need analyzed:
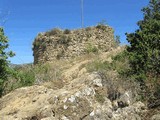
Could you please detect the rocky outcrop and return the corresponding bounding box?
[151,114,160,120]
[33,25,116,64]
[0,71,147,120]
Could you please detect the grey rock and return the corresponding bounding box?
[151,114,160,120]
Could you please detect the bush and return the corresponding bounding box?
[32,41,41,49]
[85,27,92,31]
[56,50,65,60]
[45,28,62,36]
[7,65,36,91]
[86,50,129,74]
[85,43,98,54]
[96,24,107,31]
[111,50,130,75]
[58,35,71,45]
[95,93,105,104]
[96,20,108,31]
[18,69,35,86]
[4,64,54,93]
[63,29,71,34]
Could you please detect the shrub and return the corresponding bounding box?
[111,50,130,75]
[18,69,35,86]
[96,24,107,31]
[5,64,54,92]
[85,27,92,31]
[58,35,71,45]
[56,50,64,60]
[45,28,62,36]
[95,93,105,104]
[33,41,41,48]
[85,43,98,54]
[63,29,71,34]
[96,20,108,31]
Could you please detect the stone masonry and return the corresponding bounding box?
[33,25,116,64]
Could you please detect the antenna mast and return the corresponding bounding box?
[81,0,84,28]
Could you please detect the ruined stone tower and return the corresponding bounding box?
[33,25,116,64]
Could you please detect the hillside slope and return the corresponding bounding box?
[0,46,155,120]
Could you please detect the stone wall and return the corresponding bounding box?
[33,25,116,64]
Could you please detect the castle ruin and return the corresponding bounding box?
[33,25,116,64]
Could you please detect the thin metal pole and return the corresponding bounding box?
[81,0,84,28]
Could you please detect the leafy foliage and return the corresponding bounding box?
[0,27,15,96]
[125,0,160,102]
[126,0,160,81]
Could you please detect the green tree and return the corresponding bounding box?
[0,27,15,96]
[126,0,160,81]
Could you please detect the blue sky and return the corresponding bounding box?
[0,0,149,64]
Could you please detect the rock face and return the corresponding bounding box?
[33,25,115,64]
[151,114,160,120]
[0,72,146,120]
